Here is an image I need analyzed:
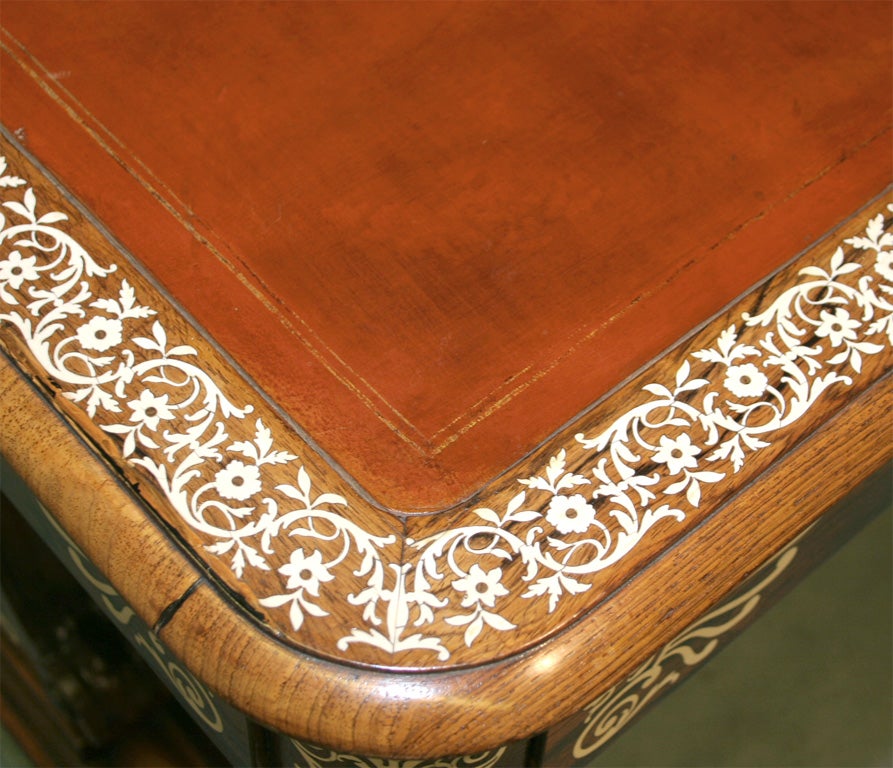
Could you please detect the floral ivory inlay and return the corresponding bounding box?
[1,149,890,660]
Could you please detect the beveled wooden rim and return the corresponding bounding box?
[3,350,889,757]
[2,123,893,754]
[2,133,893,666]
[2,133,891,671]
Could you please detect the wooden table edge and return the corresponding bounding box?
[155,372,893,757]
[3,133,891,670]
[3,344,888,758]
[0,354,204,631]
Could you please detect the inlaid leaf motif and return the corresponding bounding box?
[1,149,889,660]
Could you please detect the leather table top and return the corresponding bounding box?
[3,1,889,510]
[1,1,891,755]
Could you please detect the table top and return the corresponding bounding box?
[1,1,891,758]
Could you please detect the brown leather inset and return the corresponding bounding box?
[2,1,890,508]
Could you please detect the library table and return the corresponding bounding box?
[0,2,891,766]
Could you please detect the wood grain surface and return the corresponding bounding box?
[2,135,891,674]
[1,486,233,768]
[158,371,892,757]
[541,462,893,766]
[1,139,891,755]
[1,2,892,760]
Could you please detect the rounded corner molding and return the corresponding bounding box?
[2,143,891,663]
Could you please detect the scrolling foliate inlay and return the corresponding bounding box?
[290,740,507,768]
[1,145,890,661]
[572,536,802,759]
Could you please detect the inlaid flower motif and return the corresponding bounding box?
[546,493,597,535]
[0,250,39,289]
[722,363,768,399]
[453,564,509,609]
[652,434,700,475]
[75,316,123,352]
[3,152,890,660]
[815,307,860,347]
[874,251,893,282]
[214,460,262,501]
[127,389,175,431]
[279,549,333,596]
